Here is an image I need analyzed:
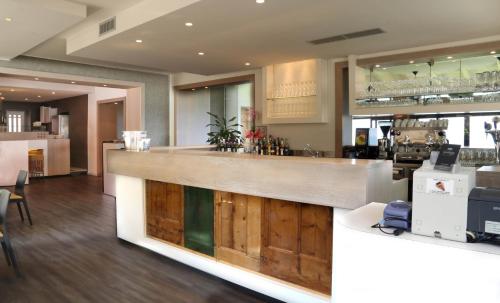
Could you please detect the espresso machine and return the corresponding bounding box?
[377,122,392,159]
[355,128,379,159]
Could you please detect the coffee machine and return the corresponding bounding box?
[378,122,392,159]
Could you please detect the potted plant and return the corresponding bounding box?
[206,112,242,151]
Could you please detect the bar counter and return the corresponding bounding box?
[108,147,403,303]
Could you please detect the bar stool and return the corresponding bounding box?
[9,171,33,226]
[28,150,44,177]
[1,189,20,276]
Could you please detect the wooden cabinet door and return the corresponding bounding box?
[215,191,262,271]
[145,180,184,245]
[184,186,214,256]
[261,199,332,294]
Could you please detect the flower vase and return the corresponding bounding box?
[243,138,255,153]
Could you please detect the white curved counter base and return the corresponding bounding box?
[333,203,500,303]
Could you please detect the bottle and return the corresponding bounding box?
[284,139,290,156]
[267,136,272,155]
[280,138,285,156]
[262,138,267,155]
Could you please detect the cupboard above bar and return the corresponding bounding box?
[107,147,394,209]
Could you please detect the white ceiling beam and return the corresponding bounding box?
[66,0,200,55]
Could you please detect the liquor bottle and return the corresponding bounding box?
[280,138,285,156]
[261,138,267,155]
[267,136,272,155]
[274,137,280,156]
[284,139,290,156]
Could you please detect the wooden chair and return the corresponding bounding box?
[1,189,20,276]
[9,171,33,226]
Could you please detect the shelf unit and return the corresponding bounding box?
[348,51,500,115]
[262,59,329,124]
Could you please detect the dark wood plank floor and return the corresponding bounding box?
[0,175,282,303]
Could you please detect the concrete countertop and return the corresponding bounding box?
[107,146,393,209]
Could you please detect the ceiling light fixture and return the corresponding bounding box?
[245,62,251,66]
[375,64,381,68]
[185,22,193,27]
[135,39,143,43]
[382,67,387,70]
[25,98,28,101]
[198,52,205,56]
[256,0,265,3]
[71,81,76,84]
[447,56,453,59]
[204,86,208,89]
[491,51,497,54]
[34,77,39,81]
[409,60,415,64]
[0,97,5,100]
[4,17,12,22]
[51,91,56,95]
[37,95,41,98]
[9,89,15,92]
[114,102,118,105]
[103,84,107,87]
[191,88,196,91]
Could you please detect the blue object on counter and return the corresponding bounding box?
[382,201,412,230]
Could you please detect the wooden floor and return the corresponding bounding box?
[0,175,282,303]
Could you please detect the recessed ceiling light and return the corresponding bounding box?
[25,98,28,101]
[375,64,381,68]
[409,60,415,64]
[0,97,5,100]
[9,89,15,92]
[245,62,251,66]
[114,102,118,105]
[256,0,265,3]
[34,77,39,81]
[382,67,387,70]
[204,86,208,89]
[135,39,143,43]
[71,81,76,84]
[103,84,107,87]
[491,51,497,54]
[198,52,205,56]
[51,91,56,95]
[185,22,193,27]
[191,88,196,91]
[447,56,453,59]
[4,17,12,22]
[37,95,41,98]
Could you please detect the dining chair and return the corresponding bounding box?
[9,170,33,225]
[1,189,20,276]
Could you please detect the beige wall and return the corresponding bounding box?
[172,60,339,152]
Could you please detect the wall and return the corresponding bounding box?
[44,95,88,169]
[172,63,338,152]
[0,56,169,146]
[0,101,40,131]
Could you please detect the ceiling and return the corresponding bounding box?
[0,86,86,102]
[0,0,86,60]
[15,0,500,75]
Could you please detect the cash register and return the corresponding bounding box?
[467,187,500,242]
[412,145,476,242]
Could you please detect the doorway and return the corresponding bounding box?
[97,98,125,176]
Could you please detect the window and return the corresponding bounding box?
[470,115,497,148]
[7,111,24,133]
[444,117,465,146]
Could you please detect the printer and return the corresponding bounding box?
[412,145,476,242]
[467,187,500,239]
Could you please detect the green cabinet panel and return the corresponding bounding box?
[184,186,214,256]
